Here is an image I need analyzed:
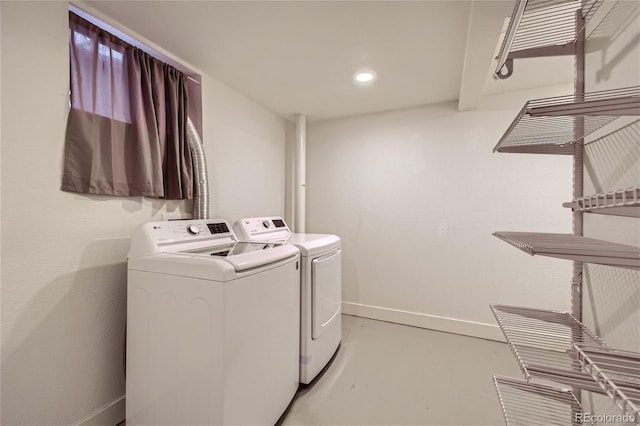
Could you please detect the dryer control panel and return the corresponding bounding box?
[233,216,291,242]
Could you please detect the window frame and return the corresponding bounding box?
[68,3,203,136]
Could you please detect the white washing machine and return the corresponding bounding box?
[233,216,341,384]
[126,219,300,425]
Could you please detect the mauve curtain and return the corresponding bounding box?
[62,12,192,199]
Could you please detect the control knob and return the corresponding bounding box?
[262,220,271,229]
[187,224,200,235]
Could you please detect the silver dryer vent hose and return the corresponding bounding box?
[186,118,209,220]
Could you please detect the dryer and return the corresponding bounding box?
[127,219,300,425]
[233,217,341,384]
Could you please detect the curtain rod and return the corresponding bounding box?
[187,76,201,85]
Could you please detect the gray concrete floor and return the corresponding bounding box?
[281,314,520,426]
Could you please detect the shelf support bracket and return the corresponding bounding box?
[495,58,514,80]
[494,0,528,79]
[497,43,577,80]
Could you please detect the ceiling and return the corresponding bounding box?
[83,1,574,122]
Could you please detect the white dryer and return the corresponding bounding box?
[127,219,300,425]
[233,217,341,384]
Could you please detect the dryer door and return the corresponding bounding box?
[311,248,342,340]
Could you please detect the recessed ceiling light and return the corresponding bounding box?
[353,70,376,85]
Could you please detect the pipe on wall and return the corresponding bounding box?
[294,114,307,233]
[186,118,209,219]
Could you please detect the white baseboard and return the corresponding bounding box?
[342,302,505,342]
[77,396,125,426]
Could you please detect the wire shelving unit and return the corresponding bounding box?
[489,0,639,423]
[491,304,609,392]
[492,87,640,154]
[495,0,603,79]
[493,375,583,426]
[493,231,640,270]
[563,186,640,217]
[574,345,640,423]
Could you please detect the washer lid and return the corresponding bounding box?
[129,242,299,280]
[184,242,298,271]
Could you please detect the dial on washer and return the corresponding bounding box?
[187,224,200,235]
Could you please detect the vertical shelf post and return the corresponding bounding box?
[572,9,585,323]
[571,8,586,411]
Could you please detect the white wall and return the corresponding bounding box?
[203,76,285,221]
[307,84,575,339]
[0,1,286,424]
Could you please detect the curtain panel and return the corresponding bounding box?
[62,12,193,199]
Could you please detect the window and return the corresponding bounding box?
[62,10,199,200]
[70,30,128,122]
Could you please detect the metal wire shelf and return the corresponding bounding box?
[564,186,640,217]
[495,0,603,79]
[584,118,640,147]
[491,304,608,392]
[493,231,640,270]
[574,346,640,423]
[493,375,583,426]
[493,86,640,154]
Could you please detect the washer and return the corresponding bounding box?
[126,219,300,425]
[233,216,341,384]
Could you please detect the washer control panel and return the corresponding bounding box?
[129,219,236,258]
[152,220,231,242]
[233,216,291,242]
